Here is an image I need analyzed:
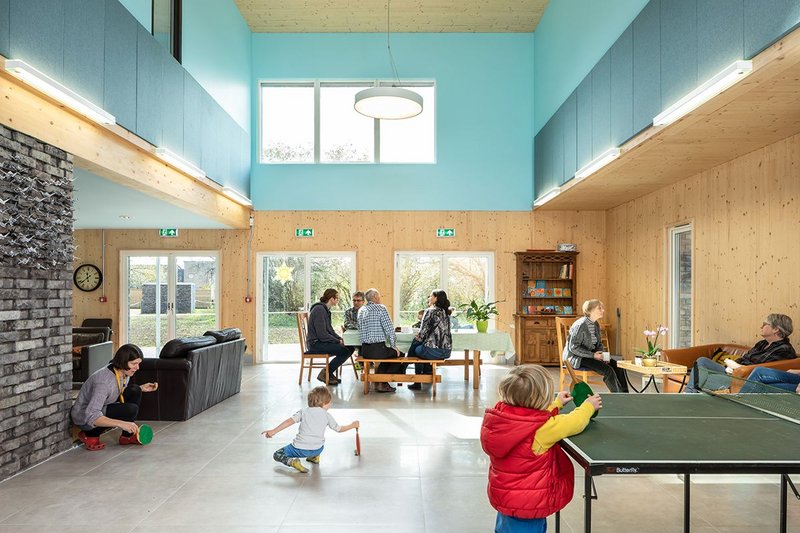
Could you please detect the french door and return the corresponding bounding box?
[256,252,355,362]
[120,251,220,357]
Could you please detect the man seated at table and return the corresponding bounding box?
[684,313,796,393]
[357,288,406,393]
[343,291,365,331]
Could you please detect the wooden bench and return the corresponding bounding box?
[356,355,479,397]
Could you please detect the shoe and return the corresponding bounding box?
[317,370,340,385]
[408,382,422,390]
[78,431,105,451]
[306,455,321,464]
[375,382,395,393]
[290,459,309,473]
[118,434,141,446]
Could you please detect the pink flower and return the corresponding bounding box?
[643,329,656,337]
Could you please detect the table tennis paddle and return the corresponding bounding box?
[136,423,154,445]
[354,428,361,456]
[571,381,599,419]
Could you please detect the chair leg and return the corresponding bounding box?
[325,358,330,385]
[351,355,359,378]
[559,365,565,391]
[432,362,438,397]
[363,362,370,395]
[307,359,313,382]
[298,357,305,386]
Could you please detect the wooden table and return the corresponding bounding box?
[343,330,515,390]
[617,360,689,393]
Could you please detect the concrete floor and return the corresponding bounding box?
[0,363,797,532]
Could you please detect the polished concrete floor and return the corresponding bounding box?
[0,362,798,532]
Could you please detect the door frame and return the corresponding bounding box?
[255,251,357,363]
[119,250,221,350]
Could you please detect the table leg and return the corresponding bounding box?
[472,350,480,390]
[363,362,370,395]
[781,474,787,533]
[584,473,592,533]
[684,473,691,533]
[555,510,560,533]
[464,349,469,380]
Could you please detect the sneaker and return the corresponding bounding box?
[306,455,321,464]
[408,382,422,390]
[290,459,309,473]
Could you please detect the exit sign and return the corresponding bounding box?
[295,228,314,238]
[436,228,455,238]
[159,228,178,238]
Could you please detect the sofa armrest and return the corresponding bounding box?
[661,344,721,367]
[731,358,800,380]
[73,327,112,343]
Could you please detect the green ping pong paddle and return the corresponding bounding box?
[136,424,154,445]
[571,381,599,419]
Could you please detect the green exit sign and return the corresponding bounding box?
[436,228,455,238]
[159,228,178,238]
[295,228,314,238]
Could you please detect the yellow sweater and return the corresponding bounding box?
[531,400,596,455]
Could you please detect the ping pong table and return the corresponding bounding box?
[559,394,800,532]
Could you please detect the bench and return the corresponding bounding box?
[356,355,480,397]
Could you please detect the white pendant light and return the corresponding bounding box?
[354,0,422,120]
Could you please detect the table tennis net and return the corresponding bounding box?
[694,364,800,424]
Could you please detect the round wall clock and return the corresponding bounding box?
[73,264,103,292]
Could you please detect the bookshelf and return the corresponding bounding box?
[514,251,578,365]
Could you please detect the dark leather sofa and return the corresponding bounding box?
[133,328,246,421]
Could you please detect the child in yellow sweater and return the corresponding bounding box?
[481,365,601,532]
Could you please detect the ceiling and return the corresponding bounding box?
[538,26,800,211]
[73,168,231,229]
[233,0,549,33]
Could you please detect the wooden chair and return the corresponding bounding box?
[555,316,605,391]
[296,311,332,385]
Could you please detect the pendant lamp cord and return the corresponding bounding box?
[386,0,401,85]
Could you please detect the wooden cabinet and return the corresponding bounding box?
[514,251,578,366]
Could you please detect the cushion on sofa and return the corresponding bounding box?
[73,332,105,347]
[203,328,242,343]
[159,336,217,359]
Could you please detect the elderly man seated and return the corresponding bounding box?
[357,288,406,393]
[684,313,796,393]
[342,291,364,331]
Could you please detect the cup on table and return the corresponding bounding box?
[602,351,611,362]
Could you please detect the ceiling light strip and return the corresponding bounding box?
[222,187,253,207]
[532,187,561,208]
[4,59,116,125]
[154,147,205,179]
[653,60,753,127]
[575,147,621,181]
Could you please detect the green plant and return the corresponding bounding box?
[635,325,668,358]
[459,299,502,322]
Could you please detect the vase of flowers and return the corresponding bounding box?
[636,325,668,367]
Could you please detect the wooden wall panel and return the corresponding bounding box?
[606,131,800,357]
[74,211,607,358]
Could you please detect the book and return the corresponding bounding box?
[553,288,563,297]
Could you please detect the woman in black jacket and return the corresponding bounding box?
[408,289,452,390]
[562,299,628,393]
[306,288,354,385]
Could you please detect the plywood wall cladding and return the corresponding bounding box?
[605,131,800,359]
[73,210,606,357]
[234,0,548,33]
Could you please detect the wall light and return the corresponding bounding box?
[154,147,205,179]
[532,187,561,208]
[222,187,253,207]
[4,59,116,125]
[653,60,753,126]
[575,148,621,181]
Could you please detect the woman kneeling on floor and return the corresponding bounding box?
[70,344,158,451]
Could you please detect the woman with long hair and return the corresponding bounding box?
[408,289,453,390]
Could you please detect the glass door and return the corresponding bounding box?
[258,253,355,362]
[121,251,220,357]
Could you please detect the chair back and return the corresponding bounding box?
[295,312,310,354]
[555,316,581,386]
[82,318,112,329]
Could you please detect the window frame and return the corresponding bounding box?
[393,251,495,326]
[258,79,436,165]
[151,0,182,62]
[667,223,693,349]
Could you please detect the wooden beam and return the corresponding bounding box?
[0,58,250,229]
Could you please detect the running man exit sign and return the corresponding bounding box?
[436,228,455,238]
[295,228,314,237]
[159,228,178,237]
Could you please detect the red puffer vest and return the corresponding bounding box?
[480,402,574,519]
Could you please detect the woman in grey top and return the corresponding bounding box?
[562,299,628,393]
[408,289,453,390]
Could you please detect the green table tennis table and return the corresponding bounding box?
[559,394,800,532]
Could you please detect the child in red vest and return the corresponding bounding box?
[481,365,602,532]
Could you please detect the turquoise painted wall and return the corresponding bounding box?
[534,0,649,133]
[118,0,151,32]
[183,0,252,132]
[250,33,534,211]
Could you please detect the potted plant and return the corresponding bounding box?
[635,325,668,367]
[460,300,501,333]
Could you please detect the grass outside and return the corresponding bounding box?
[129,311,216,346]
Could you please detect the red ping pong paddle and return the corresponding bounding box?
[354,428,361,456]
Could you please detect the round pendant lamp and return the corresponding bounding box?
[354,86,423,120]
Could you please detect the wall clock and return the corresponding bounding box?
[73,264,103,292]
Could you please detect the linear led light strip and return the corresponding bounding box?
[575,147,621,181]
[222,186,253,207]
[653,60,753,126]
[532,187,561,208]
[4,59,116,125]
[154,147,206,179]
